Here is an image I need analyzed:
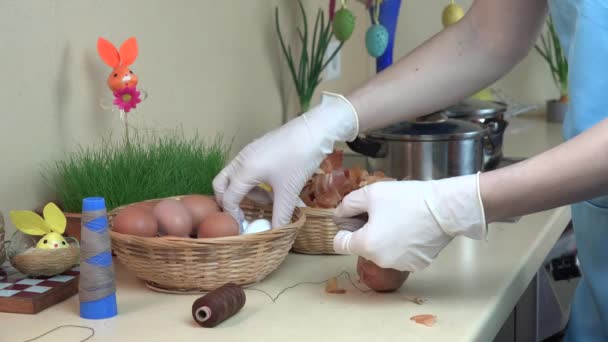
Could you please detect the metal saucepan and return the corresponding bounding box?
[347,113,488,181]
[440,99,508,170]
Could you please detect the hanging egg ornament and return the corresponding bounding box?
[365,24,389,58]
[442,2,465,27]
[332,7,356,42]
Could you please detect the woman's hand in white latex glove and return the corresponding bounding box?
[213,92,359,228]
[333,173,487,272]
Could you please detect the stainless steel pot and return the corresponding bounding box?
[441,99,508,170]
[347,115,487,181]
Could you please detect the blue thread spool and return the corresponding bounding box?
[79,197,118,319]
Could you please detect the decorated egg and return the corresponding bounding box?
[153,199,192,237]
[365,24,389,58]
[113,206,158,237]
[442,3,465,27]
[332,8,355,42]
[180,195,220,227]
[197,212,239,238]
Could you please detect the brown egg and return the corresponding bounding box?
[197,212,239,238]
[356,257,409,292]
[180,195,220,227]
[113,206,158,237]
[132,200,157,213]
[153,199,193,237]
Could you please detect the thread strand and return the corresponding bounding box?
[23,325,94,342]
[247,270,371,302]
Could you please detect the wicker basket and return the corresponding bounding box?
[108,196,305,292]
[292,206,339,254]
[10,245,80,277]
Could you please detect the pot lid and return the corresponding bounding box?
[443,99,507,119]
[366,118,485,141]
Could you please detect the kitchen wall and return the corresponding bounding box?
[390,0,557,104]
[0,0,556,233]
[0,0,370,233]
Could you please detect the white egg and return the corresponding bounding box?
[241,220,249,233]
[245,219,271,234]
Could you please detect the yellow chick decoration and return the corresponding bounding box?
[10,202,69,250]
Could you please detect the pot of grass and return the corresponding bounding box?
[42,130,229,240]
[535,15,568,123]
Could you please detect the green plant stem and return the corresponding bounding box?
[534,15,568,99]
[275,0,345,115]
[300,97,311,113]
[123,111,130,146]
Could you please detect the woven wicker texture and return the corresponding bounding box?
[108,196,304,292]
[10,246,80,277]
[292,207,339,254]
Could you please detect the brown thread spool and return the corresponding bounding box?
[191,283,246,328]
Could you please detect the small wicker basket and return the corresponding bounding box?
[10,246,80,277]
[292,207,339,254]
[108,196,305,292]
[7,233,80,277]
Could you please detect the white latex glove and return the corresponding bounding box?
[213,92,359,228]
[333,173,487,272]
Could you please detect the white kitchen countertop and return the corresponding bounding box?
[1,113,571,342]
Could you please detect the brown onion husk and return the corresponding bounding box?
[357,257,409,292]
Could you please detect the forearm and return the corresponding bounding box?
[346,0,547,132]
[481,118,608,222]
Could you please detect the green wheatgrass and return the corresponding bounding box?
[43,130,230,213]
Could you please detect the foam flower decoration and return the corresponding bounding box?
[113,86,141,113]
[329,0,336,20]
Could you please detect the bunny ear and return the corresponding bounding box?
[119,37,138,67]
[43,202,67,234]
[9,210,53,236]
[97,37,121,68]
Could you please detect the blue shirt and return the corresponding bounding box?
[549,0,608,139]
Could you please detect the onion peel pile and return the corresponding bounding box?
[301,150,394,208]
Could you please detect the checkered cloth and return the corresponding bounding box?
[0,263,80,299]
